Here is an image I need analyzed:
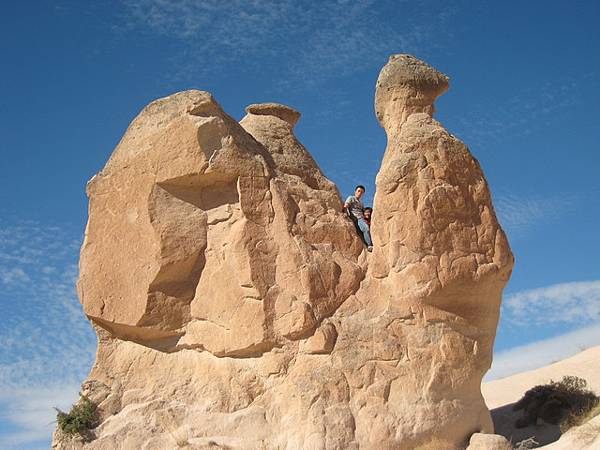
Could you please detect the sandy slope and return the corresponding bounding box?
[482,346,600,449]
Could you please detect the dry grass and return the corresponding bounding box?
[513,436,538,450]
[563,401,600,430]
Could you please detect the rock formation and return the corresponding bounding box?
[54,55,513,449]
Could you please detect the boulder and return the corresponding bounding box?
[466,433,513,450]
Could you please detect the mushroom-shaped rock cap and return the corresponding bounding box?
[245,103,301,127]
[376,54,449,94]
[375,54,450,128]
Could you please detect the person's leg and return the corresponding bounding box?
[357,218,373,247]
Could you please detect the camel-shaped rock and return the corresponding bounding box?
[54,55,513,450]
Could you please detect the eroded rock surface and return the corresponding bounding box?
[78,92,363,358]
[54,55,513,450]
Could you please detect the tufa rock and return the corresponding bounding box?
[54,55,513,449]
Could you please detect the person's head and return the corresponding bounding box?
[355,185,366,199]
[364,207,372,219]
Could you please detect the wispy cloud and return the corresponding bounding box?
[0,385,81,449]
[118,0,457,86]
[451,72,596,148]
[0,217,96,448]
[488,280,600,380]
[452,72,598,151]
[487,323,600,381]
[494,192,580,238]
[0,267,30,285]
[503,280,600,327]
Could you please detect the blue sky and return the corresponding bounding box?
[1,0,599,447]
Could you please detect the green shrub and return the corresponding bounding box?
[55,394,96,438]
[512,375,599,431]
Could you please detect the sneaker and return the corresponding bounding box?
[367,246,373,252]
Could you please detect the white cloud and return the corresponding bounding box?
[503,280,600,326]
[0,385,80,449]
[0,218,96,448]
[489,280,600,380]
[487,323,600,381]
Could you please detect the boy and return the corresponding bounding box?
[343,185,373,251]
[363,207,372,227]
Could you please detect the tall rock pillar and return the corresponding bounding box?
[343,54,514,447]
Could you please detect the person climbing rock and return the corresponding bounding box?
[343,185,373,251]
[363,207,373,227]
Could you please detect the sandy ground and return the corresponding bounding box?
[482,346,600,449]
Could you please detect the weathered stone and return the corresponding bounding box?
[245,102,301,126]
[466,433,513,450]
[78,91,363,358]
[300,321,338,354]
[54,55,513,449]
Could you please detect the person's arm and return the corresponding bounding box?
[343,196,354,218]
[343,196,352,213]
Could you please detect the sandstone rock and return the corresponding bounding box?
[55,55,513,449]
[466,433,513,450]
[78,91,363,358]
[300,321,338,354]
